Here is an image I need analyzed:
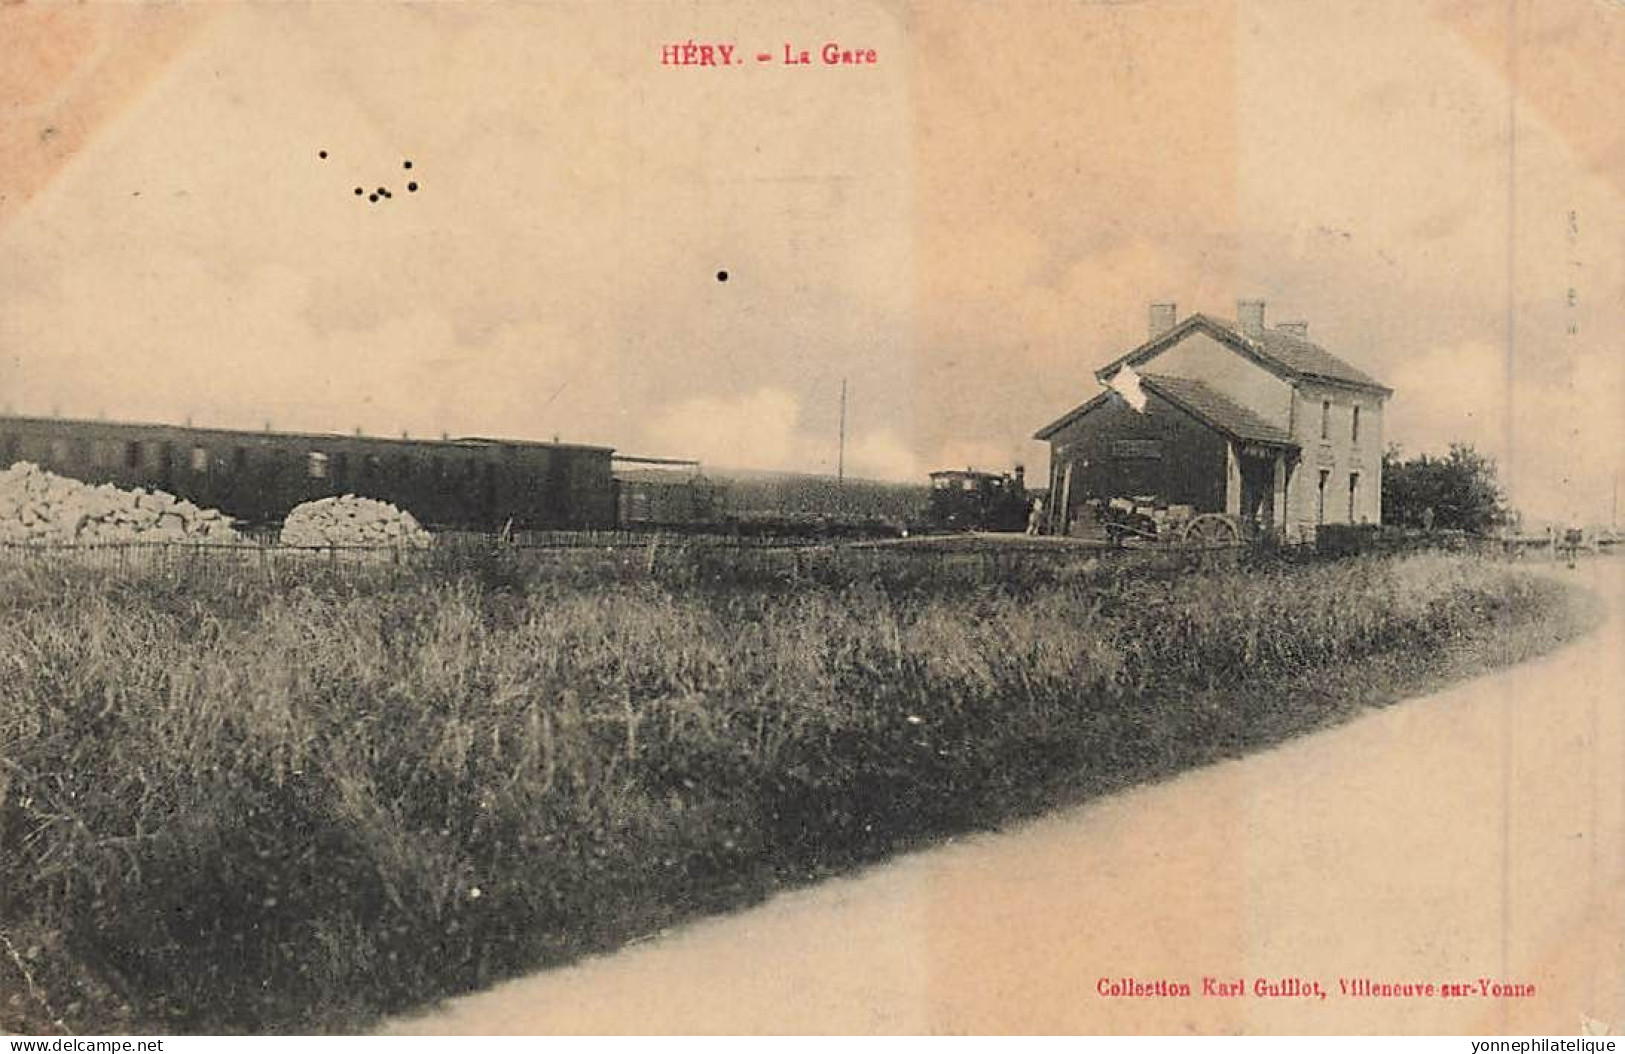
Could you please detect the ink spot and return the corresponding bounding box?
[368,193,378,203]
[716,270,729,282]
[407,182,418,192]
[354,187,364,196]
[318,150,329,159]
[403,160,413,170]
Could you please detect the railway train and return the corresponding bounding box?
[0,413,619,530]
[924,466,1033,532]
[612,457,728,530]
[1,413,1026,538]
[0,413,887,537]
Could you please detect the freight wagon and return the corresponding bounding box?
[613,456,726,530]
[0,414,617,530]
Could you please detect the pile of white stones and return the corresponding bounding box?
[0,462,243,545]
[279,495,433,549]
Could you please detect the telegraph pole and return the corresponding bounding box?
[837,378,847,487]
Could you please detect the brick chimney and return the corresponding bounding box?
[1276,321,1309,339]
[1148,302,1178,339]
[1237,299,1266,337]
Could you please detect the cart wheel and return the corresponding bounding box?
[1183,514,1241,548]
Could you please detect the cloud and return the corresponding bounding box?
[3,2,1620,525]
[0,253,633,448]
[641,387,922,483]
[642,388,803,472]
[1385,340,1512,460]
[845,428,919,483]
[1387,336,1623,523]
[930,437,1028,479]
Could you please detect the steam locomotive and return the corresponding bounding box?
[923,466,1033,533]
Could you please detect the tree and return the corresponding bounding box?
[1381,443,1510,533]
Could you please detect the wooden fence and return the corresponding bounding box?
[1,527,1604,592]
[0,533,1131,590]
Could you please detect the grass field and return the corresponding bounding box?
[0,548,1598,1033]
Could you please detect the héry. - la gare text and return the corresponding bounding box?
[661,41,879,67]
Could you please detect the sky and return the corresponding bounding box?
[1,0,1620,523]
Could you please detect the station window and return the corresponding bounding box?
[333,451,349,485]
[191,446,209,472]
[1317,469,1330,524]
[232,446,248,472]
[48,438,70,465]
[1348,472,1361,522]
[1320,400,1331,440]
[307,451,329,479]
[124,440,142,469]
[1351,405,1361,445]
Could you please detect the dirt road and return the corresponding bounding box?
[390,559,1624,1035]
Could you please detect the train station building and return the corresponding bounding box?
[1034,300,1392,542]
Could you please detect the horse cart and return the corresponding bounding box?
[1093,497,1244,550]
